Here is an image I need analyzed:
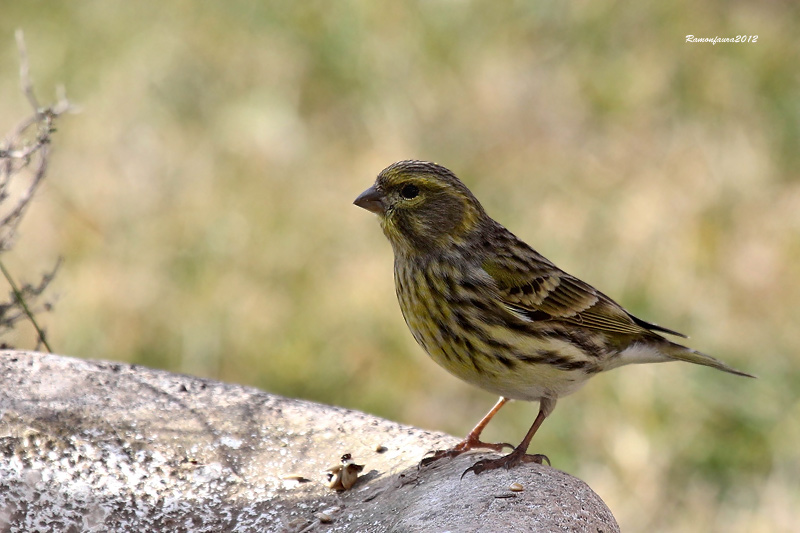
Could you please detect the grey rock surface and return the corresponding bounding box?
[0,351,619,532]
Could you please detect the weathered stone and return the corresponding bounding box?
[0,351,619,532]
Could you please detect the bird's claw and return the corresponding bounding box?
[419,440,514,468]
[419,449,460,468]
[461,452,550,478]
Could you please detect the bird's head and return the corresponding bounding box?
[354,160,486,255]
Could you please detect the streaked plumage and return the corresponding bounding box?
[354,160,753,474]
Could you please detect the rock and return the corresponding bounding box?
[0,351,619,532]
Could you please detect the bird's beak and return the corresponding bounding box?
[353,185,385,215]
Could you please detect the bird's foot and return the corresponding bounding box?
[419,437,513,468]
[461,448,550,477]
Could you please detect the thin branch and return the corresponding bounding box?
[1,30,74,251]
[0,30,73,351]
[16,28,41,113]
[0,259,56,352]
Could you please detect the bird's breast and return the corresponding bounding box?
[393,260,596,401]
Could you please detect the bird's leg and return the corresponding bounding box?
[420,397,513,467]
[462,398,554,476]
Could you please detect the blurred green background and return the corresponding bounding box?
[2,1,798,531]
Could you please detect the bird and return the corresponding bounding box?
[353,160,753,475]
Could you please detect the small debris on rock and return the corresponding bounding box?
[280,473,312,483]
[509,482,524,492]
[325,453,364,491]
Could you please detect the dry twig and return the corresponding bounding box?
[0,30,75,351]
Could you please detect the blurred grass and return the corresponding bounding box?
[2,1,799,531]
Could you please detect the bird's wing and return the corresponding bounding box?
[481,248,684,338]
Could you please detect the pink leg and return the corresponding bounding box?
[420,397,513,467]
[462,398,554,476]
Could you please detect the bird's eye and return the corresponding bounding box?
[400,184,420,199]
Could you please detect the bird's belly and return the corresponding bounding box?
[408,317,593,402]
[435,348,590,401]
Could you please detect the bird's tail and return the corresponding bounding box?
[665,343,755,378]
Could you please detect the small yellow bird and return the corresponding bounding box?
[354,160,753,475]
